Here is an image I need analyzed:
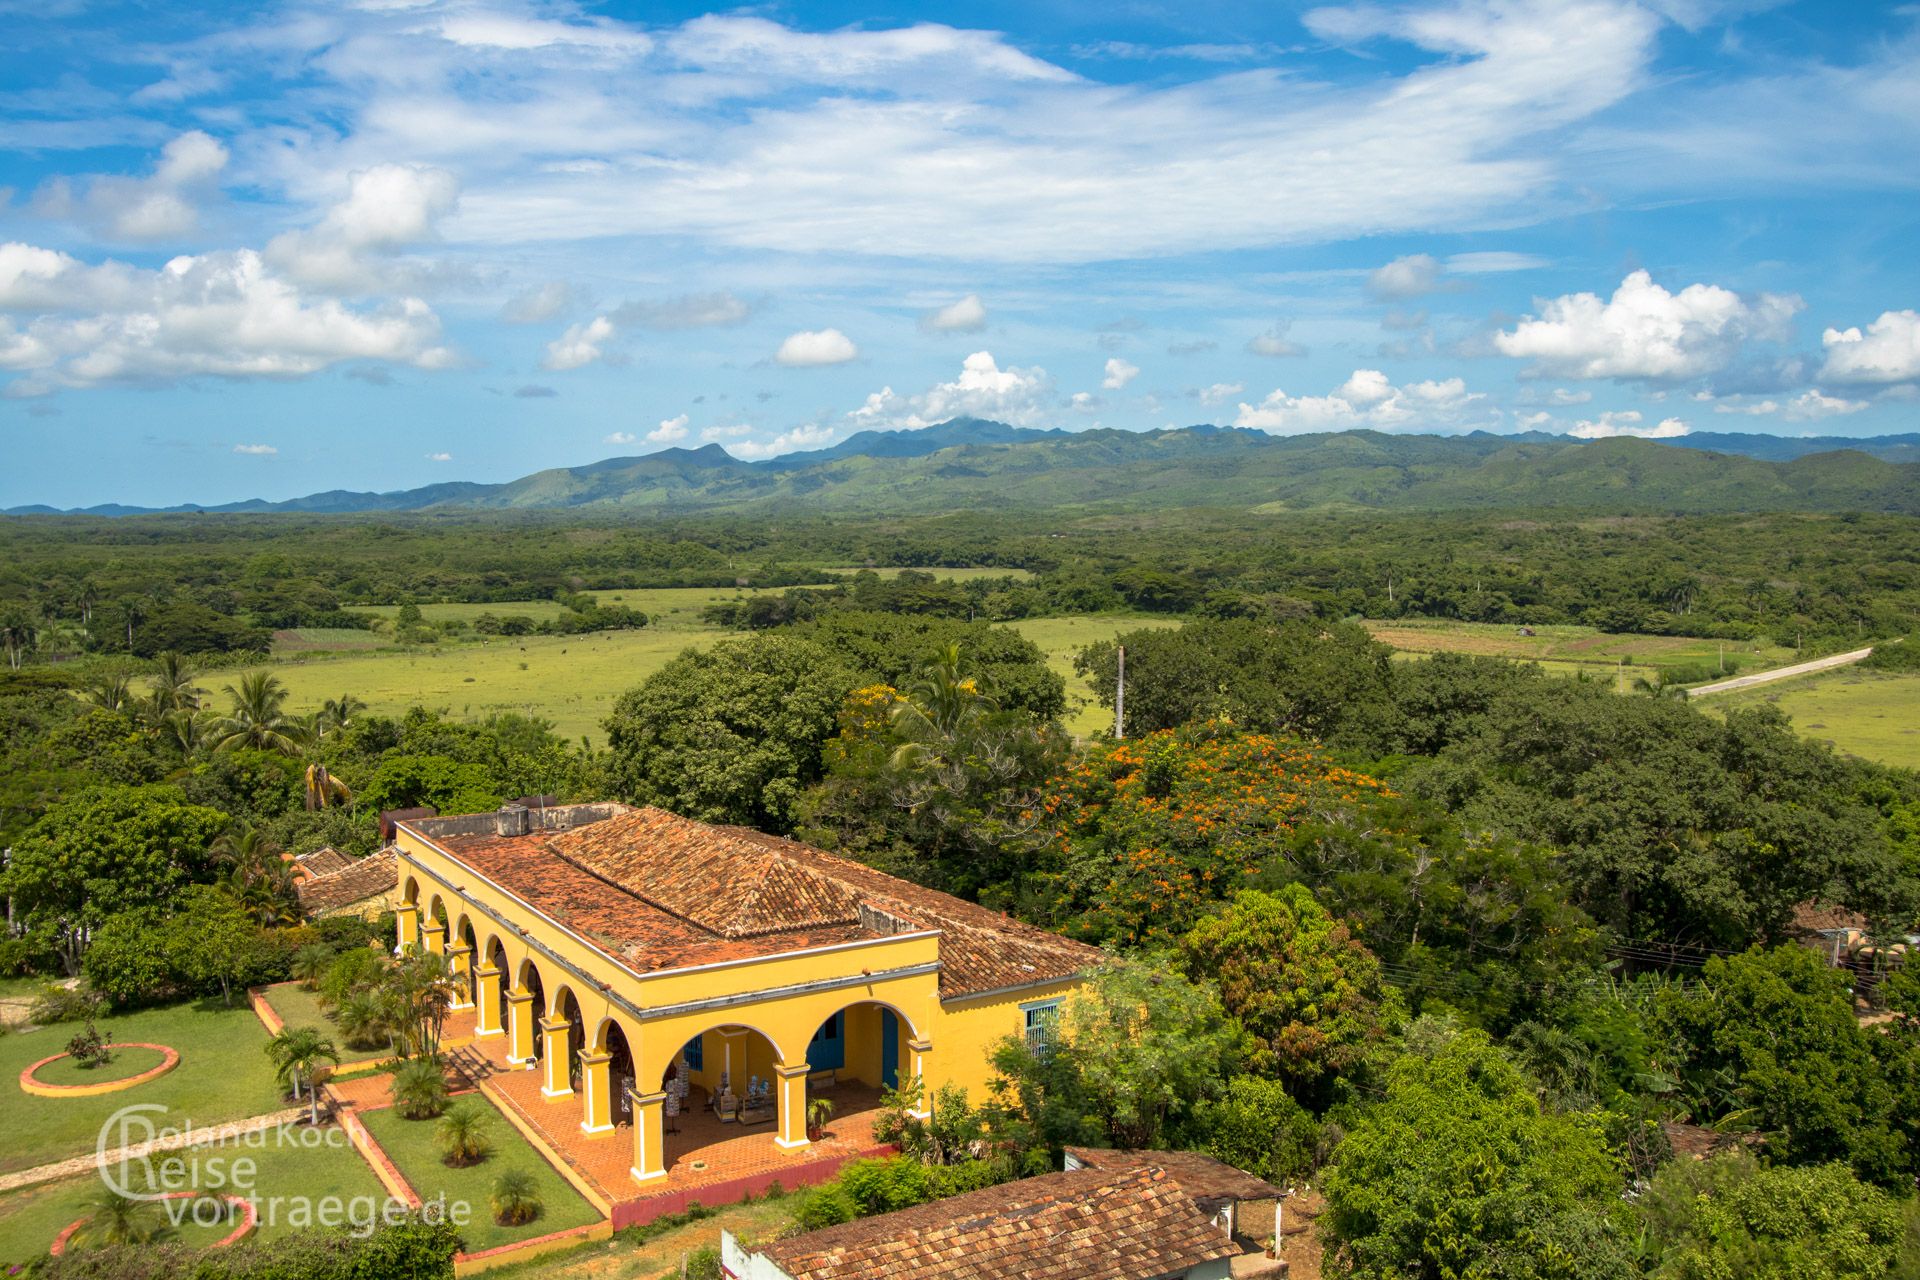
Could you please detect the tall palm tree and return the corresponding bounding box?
[85,672,132,711]
[0,606,36,671]
[213,671,301,754]
[150,651,202,712]
[213,823,299,925]
[163,708,215,754]
[889,642,996,769]
[266,1026,339,1123]
[322,692,367,733]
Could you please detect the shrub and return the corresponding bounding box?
[435,1103,494,1167]
[391,1059,451,1120]
[34,1216,462,1279]
[790,1182,857,1231]
[31,984,103,1025]
[489,1168,542,1227]
[82,914,180,1008]
[838,1156,935,1216]
[685,1246,722,1280]
[67,1021,115,1069]
[1191,1076,1322,1184]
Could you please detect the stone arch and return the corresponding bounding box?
[803,998,920,1092]
[550,985,586,1088]
[401,876,420,907]
[481,933,510,1029]
[597,1018,638,1126]
[640,1018,790,1095]
[516,959,548,1061]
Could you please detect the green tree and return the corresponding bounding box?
[1181,886,1396,1106]
[167,885,261,1005]
[1323,1031,1631,1280]
[266,1025,340,1123]
[1,785,228,974]
[212,672,302,755]
[357,754,500,815]
[1191,1075,1321,1185]
[1637,1150,1906,1280]
[604,634,857,832]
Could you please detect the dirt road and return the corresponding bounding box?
[1687,646,1877,698]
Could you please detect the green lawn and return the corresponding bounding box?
[0,1123,387,1265]
[256,983,393,1065]
[27,1044,171,1088]
[0,999,284,1176]
[359,1098,599,1252]
[1009,613,1181,738]
[1706,667,1920,771]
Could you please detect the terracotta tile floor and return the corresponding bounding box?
[450,1020,889,1209]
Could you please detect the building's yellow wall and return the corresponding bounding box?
[394,827,1086,1118]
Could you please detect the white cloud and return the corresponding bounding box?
[646,413,690,443]
[1196,382,1244,405]
[501,282,578,324]
[701,422,754,440]
[1101,357,1139,390]
[233,443,277,455]
[1367,253,1447,300]
[921,294,988,334]
[1567,411,1690,439]
[265,163,460,294]
[32,131,228,243]
[1235,369,1486,434]
[1713,389,1870,420]
[1445,251,1550,274]
[0,242,454,391]
[775,328,859,367]
[1494,270,1802,381]
[604,431,637,445]
[849,350,1052,430]
[611,292,753,330]
[729,422,839,460]
[1247,321,1305,358]
[426,451,453,461]
[542,316,613,371]
[1820,310,1920,385]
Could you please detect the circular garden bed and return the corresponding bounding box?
[49,1193,255,1256]
[20,1043,180,1097]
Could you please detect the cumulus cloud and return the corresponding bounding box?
[1494,270,1802,381]
[611,291,754,330]
[1101,357,1139,390]
[1235,369,1486,434]
[0,242,454,392]
[1196,382,1244,405]
[426,451,454,461]
[1246,321,1305,358]
[849,350,1052,430]
[775,328,859,367]
[232,443,277,455]
[729,421,838,460]
[647,413,690,443]
[920,294,988,334]
[1567,410,1690,438]
[701,422,754,440]
[1712,389,1869,420]
[1820,310,1920,385]
[542,316,613,371]
[265,164,460,294]
[1367,253,1449,300]
[33,131,229,243]
[604,431,637,444]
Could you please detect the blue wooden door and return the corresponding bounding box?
[880,1009,899,1089]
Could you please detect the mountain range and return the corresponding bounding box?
[8,420,1920,518]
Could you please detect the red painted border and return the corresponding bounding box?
[49,1193,255,1256]
[20,1043,181,1095]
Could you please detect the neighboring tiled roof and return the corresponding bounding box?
[758,1167,1237,1280]
[297,848,398,914]
[293,846,352,880]
[1065,1148,1285,1209]
[419,805,1101,998]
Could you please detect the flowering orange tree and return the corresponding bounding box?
[1030,720,1390,945]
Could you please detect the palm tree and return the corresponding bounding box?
[150,651,202,712]
[163,708,215,754]
[334,989,392,1052]
[322,692,366,733]
[290,944,333,991]
[392,950,457,1059]
[213,671,301,755]
[436,1102,494,1167]
[0,606,37,671]
[266,1026,339,1124]
[84,672,132,711]
[73,1189,172,1248]
[392,1058,451,1120]
[489,1168,543,1227]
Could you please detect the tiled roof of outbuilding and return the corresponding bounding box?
[413,805,1100,999]
[758,1167,1237,1280]
[1065,1147,1286,1210]
[295,848,397,914]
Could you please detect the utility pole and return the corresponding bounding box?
[1114,645,1126,740]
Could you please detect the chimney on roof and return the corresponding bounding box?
[495,804,530,837]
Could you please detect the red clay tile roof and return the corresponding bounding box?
[419,805,1101,999]
[758,1167,1238,1280]
[293,846,352,880]
[296,848,397,914]
[1065,1148,1285,1209]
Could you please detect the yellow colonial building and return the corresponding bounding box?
[392,802,1098,1192]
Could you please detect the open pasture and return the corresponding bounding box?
[1706,668,1920,771]
[1360,619,1793,680]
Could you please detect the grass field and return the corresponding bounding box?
[0,999,284,1176]
[1706,667,1920,771]
[256,983,392,1065]
[1009,614,1180,737]
[0,1122,386,1264]
[358,1097,598,1252]
[1360,619,1794,682]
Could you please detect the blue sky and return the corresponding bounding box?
[2,0,1918,507]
